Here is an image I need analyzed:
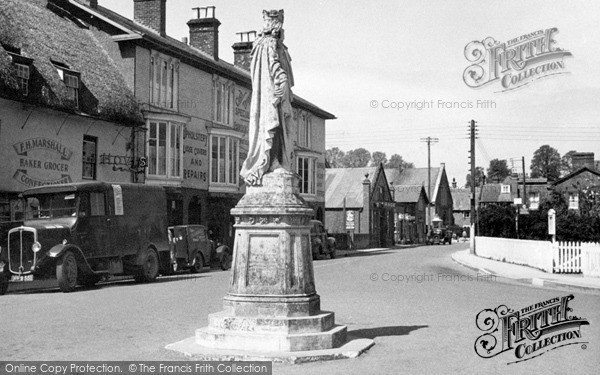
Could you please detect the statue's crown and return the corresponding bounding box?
[263,9,284,22]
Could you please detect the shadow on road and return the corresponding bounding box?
[348,325,428,339]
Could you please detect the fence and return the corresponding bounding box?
[475,236,600,277]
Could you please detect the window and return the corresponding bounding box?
[147,121,183,178]
[569,192,579,210]
[150,55,178,109]
[213,79,234,125]
[463,211,470,219]
[82,135,97,180]
[528,192,540,210]
[89,192,106,216]
[297,156,316,195]
[15,63,29,96]
[297,112,311,148]
[210,135,239,185]
[501,184,510,193]
[64,73,79,107]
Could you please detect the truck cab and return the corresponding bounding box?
[0,182,170,293]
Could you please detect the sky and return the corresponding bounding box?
[100,0,600,187]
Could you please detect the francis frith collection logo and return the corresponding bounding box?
[463,28,572,92]
[474,295,589,364]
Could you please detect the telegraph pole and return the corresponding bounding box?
[420,136,439,232]
[468,120,477,254]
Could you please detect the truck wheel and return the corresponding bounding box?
[0,271,8,296]
[330,245,337,259]
[134,248,159,283]
[220,251,232,271]
[190,253,204,274]
[57,251,78,293]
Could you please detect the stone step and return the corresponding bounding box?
[196,324,347,352]
[207,311,335,334]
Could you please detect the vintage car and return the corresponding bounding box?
[0,182,172,294]
[168,225,231,273]
[427,216,453,245]
[310,220,336,260]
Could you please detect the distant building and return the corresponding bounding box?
[552,152,600,212]
[386,163,453,227]
[451,188,471,229]
[393,185,429,243]
[325,164,395,249]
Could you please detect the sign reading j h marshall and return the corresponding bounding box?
[463,28,572,92]
[474,295,589,364]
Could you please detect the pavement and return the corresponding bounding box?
[452,248,600,294]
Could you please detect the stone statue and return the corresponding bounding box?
[239,9,295,186]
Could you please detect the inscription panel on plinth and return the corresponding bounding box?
[246,234,281,288]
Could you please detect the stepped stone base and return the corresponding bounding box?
[167,170,373,362]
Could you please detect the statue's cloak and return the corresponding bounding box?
[239,35,294,185]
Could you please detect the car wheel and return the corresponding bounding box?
[190,253,204,274]
[134,248,159,282]
[220,251,232,271]
[0,270,8,296]
[330,244,336,259]
[56,251,78,293]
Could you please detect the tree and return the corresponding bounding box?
[371,151,387,167]
[385,154,414,172]
[465,166,485,188]
[486,159,510,183]
[326,147,346,168]
[560,150,577,177]
[530,145,561,181]
[342,148,371,167]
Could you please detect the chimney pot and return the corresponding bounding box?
[232,31,256,71]
[187,6,220,60]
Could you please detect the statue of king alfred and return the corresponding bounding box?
[239,9,295,186]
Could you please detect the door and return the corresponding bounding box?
[78,191,111,259]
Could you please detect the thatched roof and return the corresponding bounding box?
[0,0,142,125]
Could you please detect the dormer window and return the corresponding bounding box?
[501,184,510,194]
[15,63,29,96]
[4,45,33,97]
[53,61,80,108]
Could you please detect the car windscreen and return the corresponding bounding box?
[25,193,79,219]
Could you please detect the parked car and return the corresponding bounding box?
[168,225,231,273]
[310,220,336,260]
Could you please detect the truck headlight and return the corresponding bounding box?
[32,242,42,253]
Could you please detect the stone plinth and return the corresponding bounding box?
[196,170,346,352]
[168,170,373,361]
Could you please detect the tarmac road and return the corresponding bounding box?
[1,243,599,375]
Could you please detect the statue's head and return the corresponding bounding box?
[261,9,284,38]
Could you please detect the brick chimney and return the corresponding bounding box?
[232,31,256,71]
[134,0,167,36]
[572,152,595,171]
[452,178,457,189]
[188,6,220,60]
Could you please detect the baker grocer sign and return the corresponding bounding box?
[463,28,572,92]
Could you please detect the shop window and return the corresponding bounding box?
[147,120,183,178]
[210,135,239,185]
[82,135,97,180]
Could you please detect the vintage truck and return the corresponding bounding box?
[427,216,453,245]
[0,182,230,295]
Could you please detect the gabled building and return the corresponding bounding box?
[386,163,453,227]
[0,0,144,223]
[393,185,429,243]
[325,164,395,249]
[450,187,471,229]
[551,152,600,212]
[1,0,335,247]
